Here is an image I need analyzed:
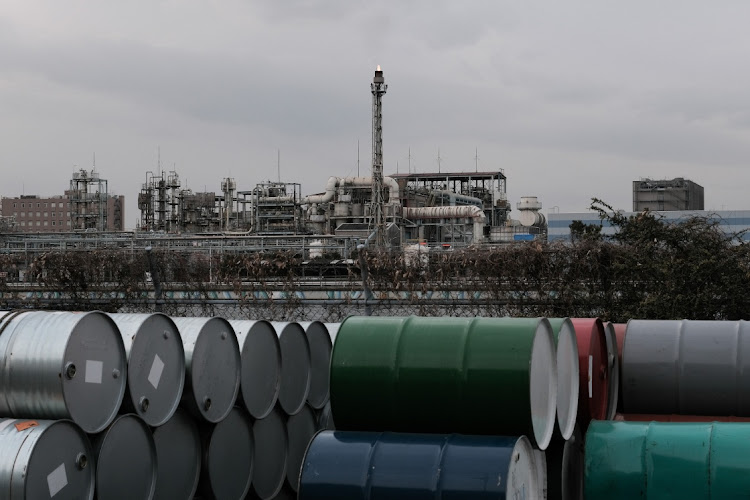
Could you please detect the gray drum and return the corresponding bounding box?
[271,322,311,416]
[250,405,288,500]
[171,316,241,423]
[623,319,750,415]
[92,414,157,500]
[152,408,201,500]
[299,321,333,410]
[199,406,254,500]
[286,404,317,492]
[0,418,95,500]
[315,402,335,431]
[107,313,186,427]
[0,310,127,433]
[604,322,620,420]
[323,322,340,345]
[228,319,282,419]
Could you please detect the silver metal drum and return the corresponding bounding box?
[0,418,95,500]
[152,408,201,500]
[199,406,254,500]
[271,322,311,416]
[171,316,241,423]
[107,313,186,427]
[228,319,281,419]
[250,405,288,500]
[286,404,317,492]
[323,322,340,344]
[0,310,127,433]
[299,321,332,410]
[92,414,157,500]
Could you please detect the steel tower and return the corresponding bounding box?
[371,65,388,246]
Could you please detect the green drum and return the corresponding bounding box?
[330,316,557,449]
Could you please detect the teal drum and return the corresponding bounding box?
[330,316,557,449]
[585,421,750,498]
[299,431,544,500]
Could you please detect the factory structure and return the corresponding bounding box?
[134,67,547,245]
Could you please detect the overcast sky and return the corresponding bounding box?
[2,1,750,228]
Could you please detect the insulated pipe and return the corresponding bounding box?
[402,206,486,243]
[271,322,311,416]
[91,414,157,500]
[171,317,241,423]
[622,320,750,415]
[198,406,254,500]
[228,320,282,419]
[299,431,544,500]
[429,189,483,207]
[547,318,580,441]
[330,316,557,450]
[107,313,186,427]
[250,406,288,500]
[0,418,95,500]
[298,321,333,410]
[0,310,127,433]
[586,421,750,499]
[152,408,201,500]
[302,176,400,205]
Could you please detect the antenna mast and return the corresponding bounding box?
[371,65,388,247]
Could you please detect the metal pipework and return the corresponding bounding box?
[299,321,333,410]
[586,421,750,498]
[271,322,311,416]
[299,431,544,500]
[171,316,241,423]
[91,414,157,500]
[152,408,201,500]
[302,176,400,205]
[107,313,186,427]
[330,316,558,450]
[0,310,127,433]
[622,319,750,415]
[228,319,281,419]
[0,418,95,500]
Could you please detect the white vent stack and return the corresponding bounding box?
[517,196,546,227]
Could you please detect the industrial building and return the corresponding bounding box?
[633,177,704,211]
[1,168,124,233]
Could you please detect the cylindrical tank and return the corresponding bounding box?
[286,404,318,493]
[611,322,627,413]
[171,316,241,422]
[622,319,750,415]
[324,322,340,344]
[585,421,750,499]
[567,318,609,425]
[330,316,557,449]
[0,418,95,500]
[250,405,288,500]
[271,322,311,416]
[315,402,335,431]
[152,408,201,500]
[333,203,349,217]
[0,310,127,433]
[603,322,620,419]
[299,321,333,410]
[91,414,157,500]
[107,313,186,427]
[228,319,281,419]
[547,318,580,440]
[198,406,254,500]
[299,431,543,500]
[546,424,584,500]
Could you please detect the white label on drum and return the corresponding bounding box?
[0,419,15,434]
[47,463,67,497]
[85,360,103,384]
[588,355,593,398]
[148,354,165,390]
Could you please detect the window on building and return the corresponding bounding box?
[43,212,48,217]
[13,203,16,208]
[36,212,40,217]
[21,203,24,208]
[44,221,48,226]
[20,221,25,226]
[67,212,70,216]
[66,221,71,226]
[36,221,40,226]
[37,203,40,208]
[51,202,56,208]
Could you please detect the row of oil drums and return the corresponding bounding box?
[294,316,750,499]
[298,316,623,500]
[0,310,336,500]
